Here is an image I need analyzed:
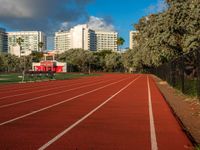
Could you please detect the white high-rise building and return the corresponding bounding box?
[129,31,139,49]
[8,31,46,57]
[54,24,118,52]
[95,31,118,51]
[55,25,96,52]
[55,31,71,52]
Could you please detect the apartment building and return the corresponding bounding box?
[55,24,118,52]
[129,31,139,49]
[0,28,8,53]
[55,31,71,52]
[95,31,118,51]
[8,31,46,56]
[55,25,97,52]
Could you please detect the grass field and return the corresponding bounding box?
[0,73,99,84]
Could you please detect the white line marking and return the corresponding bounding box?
[0,79,114,108]
[147,76,158,150]
[38,75,141,150]
[0,79,103,100]
[0,76,133,126]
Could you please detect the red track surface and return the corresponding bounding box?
[0,74,193,150]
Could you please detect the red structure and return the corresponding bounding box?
[33,61,65,72]
[32,52,67,73]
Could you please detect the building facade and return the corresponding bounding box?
[8,31,46,56]
[129,31,139,49]
[54,31,71,52]
[95,31,118,51]
[55,25,97,52]
[0,28,8,53]
[54,24,118,52]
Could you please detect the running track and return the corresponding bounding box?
[0,74,194,150]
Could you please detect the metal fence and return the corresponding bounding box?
[151,49,200,99]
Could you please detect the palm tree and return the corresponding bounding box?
[38,42,44,52]
[16,37,24,57]
[116,37,125,51]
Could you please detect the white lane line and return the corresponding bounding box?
[147,76,158,150]
[38,75,141,150]
[0,76,134,126]
[0,78,115,108]
[0,79,103,100]
[0,76,103,93]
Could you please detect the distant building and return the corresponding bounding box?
[8,31,46,57]
[0,28,8,53]
[54,24,118,52]
[129,31,139,49]
[55,25,97,52]
[95,31,118,51]
[54,31,71,52]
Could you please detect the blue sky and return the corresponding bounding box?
[86,0,163,48]
[0,0,166,49]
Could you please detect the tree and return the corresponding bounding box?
[104,52,123,72]
[133,0,200,68]
[38,42,44,51]
[31,51,43,62]
[93,50,113,71]
[16,37,25,81]
[116,37,125,51]
[0,53,20,72]
[16,37,24,57]
[57,49,94,73]
[122,48,143,72]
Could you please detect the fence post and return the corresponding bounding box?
[171,61,176,87]
[180,56,185,93]
[196,49,200,100]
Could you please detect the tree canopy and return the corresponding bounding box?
[132,0,200,68]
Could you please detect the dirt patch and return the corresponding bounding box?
[152,75,200,146]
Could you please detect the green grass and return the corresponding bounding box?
[0,73,99,84]
[195,145,200,150]
[0,73,22,84]
[173,79,198,97]
[54,73,99,80]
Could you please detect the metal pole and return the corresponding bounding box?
[171,61,176,87]
[181,56,185,93]
[196,49,200,100]
[22,55,25,82]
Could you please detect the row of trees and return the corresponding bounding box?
[57,49,125,73]
[0,51,43,72]
[0,48,138,73]
[126,0,200,71]
[0,36,127,73]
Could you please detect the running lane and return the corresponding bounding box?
[148,76,193,150]
[39,75,193,150]
[0,74,137,149]
[0,74,194,150]
[0,75,128,123]
[39,75,149,150]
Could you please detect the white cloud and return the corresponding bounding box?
[145,0,168,14]
[157,0,168,12]
[60,22,71,30]
[87,16,115,31]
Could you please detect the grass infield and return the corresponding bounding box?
[0,73,99,84]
